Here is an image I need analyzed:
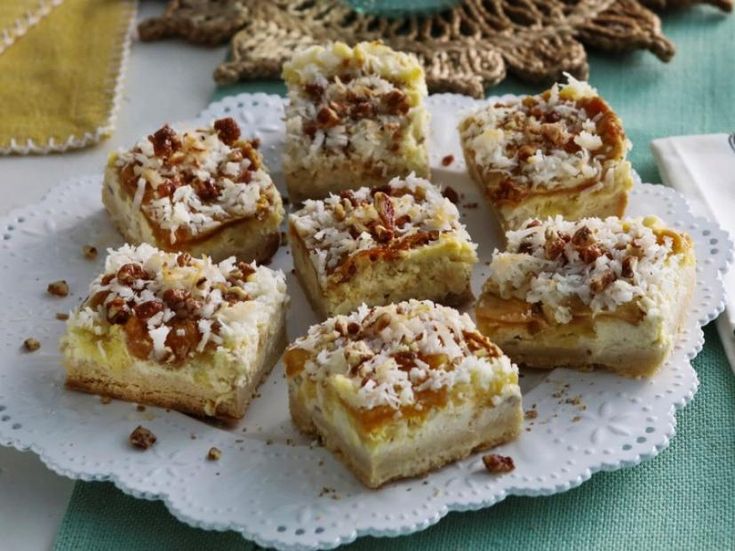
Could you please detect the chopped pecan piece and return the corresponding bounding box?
[347,322,361,335]
[304,82,324,99]
[441,185,459,204]
[525,219,542,228]
[517,144,538,161]
[373,191,395,231]
[213,117,241,145]
[106,297,131,324]
[621,256,637,278]
[116,263,148,286]
[540,122,565,146]
[518,240,534,255]
[350,100,374,119]
[544,234,566,260]
[23,337,40,352]
[176,253,192,267]
[56,312,69,321]
[162,288,190,307]
[207,447,222,461]
[156,180,177,198]
[441,154,455,167]
[492,179,527,203]
[223,286,249,303]
[482,454,515,474]
[316,106,340,128]
[590,270,616,293]
[129,426,157,450]
[382,89,410,115]
[571,226,594,247]
[339,190,358,207]
[82,245,97,260]
[236,261,256,279]
[133,300,165,321]
[394,214,411,228]
[194,179,219,201]
[47,280,69,297]
[373,224,394,243]
[165,320,199,362]
[148,125,181,158]
[578,245,604,264]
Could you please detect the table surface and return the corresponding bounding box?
[0,4,226,549]
[2,3,734,550]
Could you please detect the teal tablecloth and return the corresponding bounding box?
[54,7,735,550]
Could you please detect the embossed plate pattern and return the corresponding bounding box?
[0,94,731,550]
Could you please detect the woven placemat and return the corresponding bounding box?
[139,0,731,97]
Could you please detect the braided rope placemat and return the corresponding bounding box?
[139,0,732,97]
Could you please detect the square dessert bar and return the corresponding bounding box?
[288,174,478,317]
[476,216,696,378]
[282,41,430,202]
[459,75,633,230]
[61,244,289,420]
[285,300,523,488]
[103,117,284,263]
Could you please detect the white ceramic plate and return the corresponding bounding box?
[0,94,731,550]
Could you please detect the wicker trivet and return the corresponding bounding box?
[139,0,732,97]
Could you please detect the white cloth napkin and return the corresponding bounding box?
[651,133,735,373]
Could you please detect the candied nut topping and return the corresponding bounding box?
[68,244,287,365]
[213,117,241,145]
[56,312,69,321]
[47,280,69,297]
[82,245,98,260]
[289,174,476,284]
[441,185,459,204]
[285,300,519,412]
[23,337,40,352]
[207,447,222,461]
[129,425,157,450]
[283,42,428,176]
[114,118,278,245]
[482,454,515,474]
[486,216,687,324]
[148,125,181,158]
[460,74,629,195]
[441,154,455,167]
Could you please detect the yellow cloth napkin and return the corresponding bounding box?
[0,0,62,55]
[0,0,136,154]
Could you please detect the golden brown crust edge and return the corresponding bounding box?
[64,311,287,421]
[460,143,631,230]
[102,164,284,263]
[476,263,696,378]
[289,222,474,319]
[289,388,523,488]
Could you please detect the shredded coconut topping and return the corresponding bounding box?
[69,244,287,364]
[459,74,629,197]
[289,174,476,284]
[282,41,428,176]
[486,216,686,323]
[287,300,518,411]
[114,118,278,244]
